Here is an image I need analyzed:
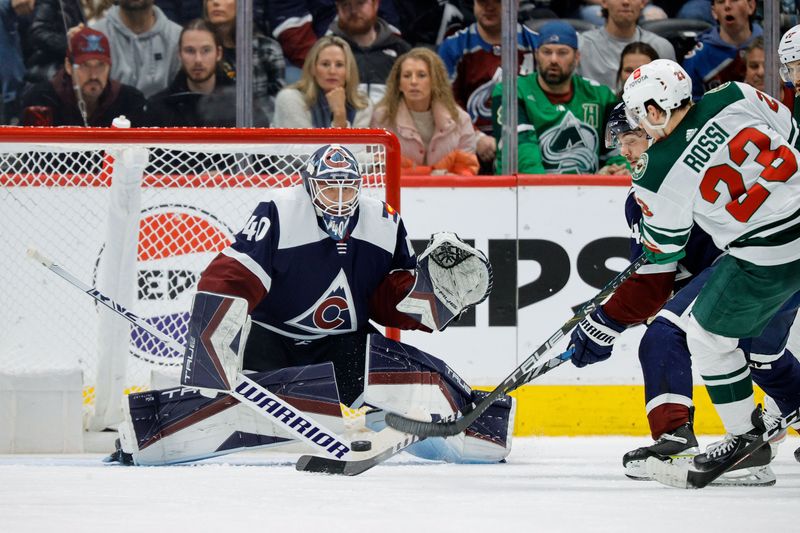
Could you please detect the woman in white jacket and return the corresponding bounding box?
[273,35,372,128]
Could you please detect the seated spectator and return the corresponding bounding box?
[268,0,400,69]
[146,19,265,127]
[581,0,667,26]
[371,47,478,175]
[614,41,658,96]
[491,21,623,175]
[26,0,82,86]
[205,0,285,126]
[20,27,146,126]
[577,0,675,90]
[741,36,794,109]
[272,35,371,127]
[328,0,411,104]
[683,0,760,100]
[1,0,29,124]
[438,0,538,174]
[91,0,181,98]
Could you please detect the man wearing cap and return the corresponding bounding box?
[491,20,623,175]
[20,27,147,126]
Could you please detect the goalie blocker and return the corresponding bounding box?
[397,232,493,331]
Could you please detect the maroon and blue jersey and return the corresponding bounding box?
[438,23,538,134]
[198,186,423,339]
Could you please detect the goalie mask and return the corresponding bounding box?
[302,144,362,241]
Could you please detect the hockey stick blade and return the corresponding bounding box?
[296,429,421,476]
[647,406,800,489]
[385,253,647,438]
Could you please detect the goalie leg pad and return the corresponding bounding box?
[397,232,492,331]
[181,291,251,392]
[363,334,514,463]
[118,363,345,465]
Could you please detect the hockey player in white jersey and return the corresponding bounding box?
[622,59,800,483]
[106,144,513,467]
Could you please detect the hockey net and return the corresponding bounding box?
[0,127,400,431]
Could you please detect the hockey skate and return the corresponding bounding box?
[623,421,699,480]
[102,439,134,466]
[691,405,778,487]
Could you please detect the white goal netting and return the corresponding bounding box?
[0,127,399,430]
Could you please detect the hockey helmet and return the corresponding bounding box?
[302,144,362,240]
[779,24,800,84]
[622,59,691,134]
[605,102,648,149]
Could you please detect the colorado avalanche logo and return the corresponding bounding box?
[322,146,356,171]
[539,112,598,173]
[286,270,357,334]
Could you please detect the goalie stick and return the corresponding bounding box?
[385,253,649,438]
[646,406,800,489]
[296,427,422,476]
[27,248,359,461]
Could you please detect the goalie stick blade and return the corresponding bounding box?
[296,445,400,476]
[296,428,421,476]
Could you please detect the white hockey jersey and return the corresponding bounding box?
[632,81,800,266]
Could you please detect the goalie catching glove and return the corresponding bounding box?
[397,232,492,331]
[569,307,626,368]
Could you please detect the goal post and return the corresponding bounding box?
[0,126,401,438]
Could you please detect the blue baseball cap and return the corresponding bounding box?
[537,21,578,50]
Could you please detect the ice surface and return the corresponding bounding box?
[1,436,797,532]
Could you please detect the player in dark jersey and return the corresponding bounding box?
[107,144,513,466]
[569,104,800,485]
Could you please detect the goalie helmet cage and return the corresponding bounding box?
[0,127,400,432]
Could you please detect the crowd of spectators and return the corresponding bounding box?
[1,0,798,175]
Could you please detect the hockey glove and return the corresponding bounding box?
[569,307,626,368]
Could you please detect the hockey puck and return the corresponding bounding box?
[351,440,372,452]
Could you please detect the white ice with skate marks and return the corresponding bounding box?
[0,436,798,533]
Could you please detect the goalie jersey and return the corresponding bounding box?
[632,82,800,267]
[198,186,423,339]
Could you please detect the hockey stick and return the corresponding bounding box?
[297,348,576,475]
[646,406,800,489]
[385,253,649,437]
[27,248,357,461]
[296,427,422,476]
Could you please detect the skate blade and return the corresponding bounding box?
[645,456,691,488]
[625,454,695,481]
[710,465,776,487]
